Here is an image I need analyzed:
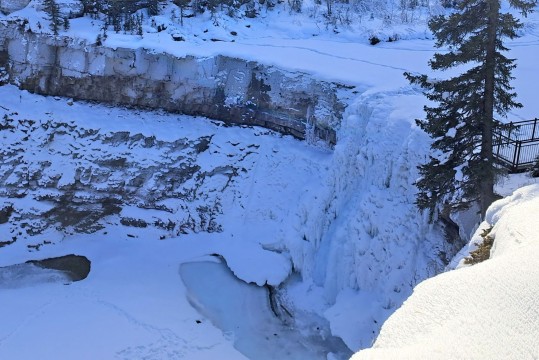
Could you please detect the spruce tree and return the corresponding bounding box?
[81,0,103,17]
[147,0,160,16]
[43,0,61,35]
[63,16,70,31]
[173,0,190,25]
[406,0,536,219]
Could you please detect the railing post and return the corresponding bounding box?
[512,140,518,171]
[508,121,513,139]
[496,119,539,171]
[515,140,522,172]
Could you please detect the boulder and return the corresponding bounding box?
[0,0,31,14]
[26,254,91,281]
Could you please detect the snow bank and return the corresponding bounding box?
[353,184,539,359]
[486,185,539,258]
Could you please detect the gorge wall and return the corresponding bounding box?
[0,17,457,353]
[0,21,351,145]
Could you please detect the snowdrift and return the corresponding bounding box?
[353,184,539,359]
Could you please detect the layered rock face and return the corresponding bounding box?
[0,24,350,144]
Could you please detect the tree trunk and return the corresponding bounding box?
[480,0,499,218]
[180,6,184,26]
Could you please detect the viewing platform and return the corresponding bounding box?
[494,118,539,172]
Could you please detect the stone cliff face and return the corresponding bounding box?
[0,22,351,144]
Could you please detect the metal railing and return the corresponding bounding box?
[493,118,539,172]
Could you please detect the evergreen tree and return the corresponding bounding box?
[136,13,144,36]
[43,0,61,35]
[106,0,124,32]
[173,0,191,25]
[81,0,104,17]
[406,0,536,220]
[63,16,70,31]
[147,0,160,16]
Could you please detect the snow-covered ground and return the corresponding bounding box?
[0,1,539,359]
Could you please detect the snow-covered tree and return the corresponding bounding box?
[406,0,536,219]
[173,0,190,25]
[43,0,61,35]
[81,0,102,16]
[147,0,160,16]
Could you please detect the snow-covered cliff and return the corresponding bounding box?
[0,79,456,356]
[0,23,349,145]
[0,1,537,358]
[0,12,464,356]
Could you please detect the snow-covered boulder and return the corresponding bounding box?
[0,0,30,14]
[57,0,84,18]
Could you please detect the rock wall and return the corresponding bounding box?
[0,23,351,144]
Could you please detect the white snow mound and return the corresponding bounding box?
[353,184,539,360]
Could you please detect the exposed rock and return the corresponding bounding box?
[120,217,149,228]
[0,21,355,246]
[0,238,16,248]
[26,254,91,281]
[0,203,13,224]
[0,0,30,15]
[0,24,353,145]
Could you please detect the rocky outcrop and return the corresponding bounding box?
[0,254,90,289]
[26,254,91,281]
[0,115,233,240]
[0,22,352,144]
[0,0,30,15]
